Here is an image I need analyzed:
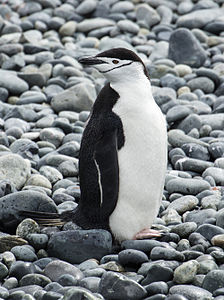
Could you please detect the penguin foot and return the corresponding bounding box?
[133,228,162,240]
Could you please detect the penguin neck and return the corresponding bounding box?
[110,73,154,106]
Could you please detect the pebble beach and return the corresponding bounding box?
[0,0,224,299]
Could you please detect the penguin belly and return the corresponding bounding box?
[109,102,167,242]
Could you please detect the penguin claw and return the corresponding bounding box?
[133,228,164,240]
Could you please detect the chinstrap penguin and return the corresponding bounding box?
[20,48,167,243]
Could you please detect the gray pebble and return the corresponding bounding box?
[99,271,147,300]
[44,260,84,282]
[169,284,212,300]
[48,230,112,264]
[11,245,37,262]
[168,28,207,67]
[166,177,210,195]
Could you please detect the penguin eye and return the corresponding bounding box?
[112,60,119,64]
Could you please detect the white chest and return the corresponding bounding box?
[109,80,167,241]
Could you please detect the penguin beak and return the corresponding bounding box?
[78,56,106,66]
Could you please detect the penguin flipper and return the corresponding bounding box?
[94,128,119,218]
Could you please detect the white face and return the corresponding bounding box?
[93,57,146,83]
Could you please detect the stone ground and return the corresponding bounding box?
[0,0,224,299]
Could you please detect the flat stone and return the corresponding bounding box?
[150,247,184,261]
[187,77,215,94]
[136,4,160,28]
[185,209,216,226]
[202,270,224,293]
[166,105,191,123]
[39,128,65,148]
[171,222,197,238]
[168,28,207,67]
[0,70,28,95]
[19,274,51,287]
[175,157,213,174]
[0,154,31,189]
[76,0,97,15]
[200,114,224,130]
[77,18,115,32]
[202,167,224,185]
[118,249,148,268]
[99,271,147,300]
[11,245,37,262]
[177,8,224,29]
[166,178,210,195]
[47,230,112,264]
[168,129,208,148]
[44,260,84,282]
[196,224,224,242]
[140,264,173,285]
[174,260,199,284]
[0,190,57,233]
[0,235,28,253]
[51,83,96,113]
[169,285,212,300]
[61,286,101,300]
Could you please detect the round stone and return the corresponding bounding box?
[174,260,199,284]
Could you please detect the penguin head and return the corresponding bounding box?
[79,48,149,83]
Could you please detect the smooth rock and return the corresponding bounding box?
[44,260,84,282]
[99,271,147,300]
[196,224,224,242]
[174,260,199,284]
[169,285,212,300]
[0,191,57,232]
[202,270,224,293]
[51,83,96,113]
[168,28,207,67]
[48,230,112,264]
[0,70,28,95]
[166,178,210,195]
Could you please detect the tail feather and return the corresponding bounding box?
[19,210,65,226]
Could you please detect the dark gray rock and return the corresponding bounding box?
[48,230,112,264]
[79,277,101,293]
[58,274,78,287]
[169,285,212,300]
[150,247,184,261]
[19,273,51,287]
[202,270,224,293]
[177,8,224,29]
[181,143,210,161]
[196,224,224,242]
[44,260,84,282]
[166,177,210,195]
[0,70,28,95]
[185,209,216,226]
[118,249,148,268]
[121,240,162,255]
[168,28,207,67]
[61,287,101,300]
[9,261,37,281]
[166,105,191,123]
[187,77,215,94]
[99,271,147,300]
[26,234,48,251]
[11,245,37,262]
[175,157,213,173]
[0,190,57,232]
[141,264,173,285]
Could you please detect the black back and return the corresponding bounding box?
[71,83,125,230]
